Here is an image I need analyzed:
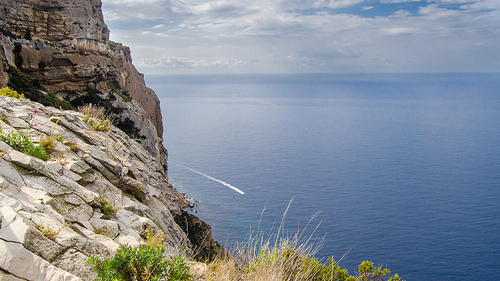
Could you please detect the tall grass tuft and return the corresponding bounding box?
[78,103,113,132]
[201,199,403,281]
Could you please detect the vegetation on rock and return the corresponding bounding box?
[88,230,191,281]
[78,103,112,132]
[7,66,73,110]
[200,232,403,281]
[0,87,25,99]
[0,126,49,161]
[39,135,56,154]
[98,195,117,219]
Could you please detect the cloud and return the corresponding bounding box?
[382,27,419,36]
[380,0,422,3]
[101,0,500,73]
[312,0,364,9]
[141,55,249,69]
[141,31,169,37]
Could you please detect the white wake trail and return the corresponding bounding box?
[180,165,246,195]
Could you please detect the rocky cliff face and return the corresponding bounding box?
[0,1,222,280]
[0,96,190,280]
[0,0,165,160]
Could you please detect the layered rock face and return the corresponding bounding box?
[0,0,164,158]
[0,0,109,45]
[0,96,191,280]
[0,1,222,280]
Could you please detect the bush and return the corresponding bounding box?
[0,87,25,99]
[98,195,117,219]
[0,127,49,161]
[87,244,191,281]
[7,66,73,110]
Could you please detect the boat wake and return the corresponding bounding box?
[179,165,246,195]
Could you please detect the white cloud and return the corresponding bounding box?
[419,4,461,18]
[312,0,364,9]
[101,0,500,73]
[382,27,419,36]
[142,55,249,69]
[380,0,422,3]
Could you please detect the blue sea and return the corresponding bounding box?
[146,73,500,281]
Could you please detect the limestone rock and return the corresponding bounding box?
[0,0,223,278]
[0,95,198,280]
[0,240,81,281]
[0,0,165,166]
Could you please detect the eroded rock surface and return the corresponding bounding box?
[0,0,165,155]
[0,96,190,280]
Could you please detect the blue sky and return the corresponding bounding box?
[101,0,500,74]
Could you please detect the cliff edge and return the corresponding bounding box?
[0,0,165,166]
[0,95,189,280]
[0,1,221,280]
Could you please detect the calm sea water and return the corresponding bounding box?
[146,73,500,281]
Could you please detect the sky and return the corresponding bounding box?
[101,0,500,74]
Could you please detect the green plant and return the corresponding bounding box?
[98,195,117,219]
[0,127,49,161]
[7,66,73,110]
[0,87,25,99]
[36,225,61,241]
[24,27,32,40]
[56,135,64,142]
[88,244,191,281]
[78,104,112,132]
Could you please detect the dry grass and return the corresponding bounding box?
[78,103,113,131]
[39,135,56,154]
[78,103,110,121]
[200,200,327,281]
[197,200,403,281]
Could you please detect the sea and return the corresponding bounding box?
[146,73,500,281]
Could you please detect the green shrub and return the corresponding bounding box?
[0,28,17,38]
[0,87,25,99]
[87,244,191,281]
[98,195,117,219]
[0,127,49,161]
[24,27,32,40]
[7,66,73,110]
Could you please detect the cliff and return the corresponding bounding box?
[0,1,221,280]
[0,95,189,280]
[0,0,164,163]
